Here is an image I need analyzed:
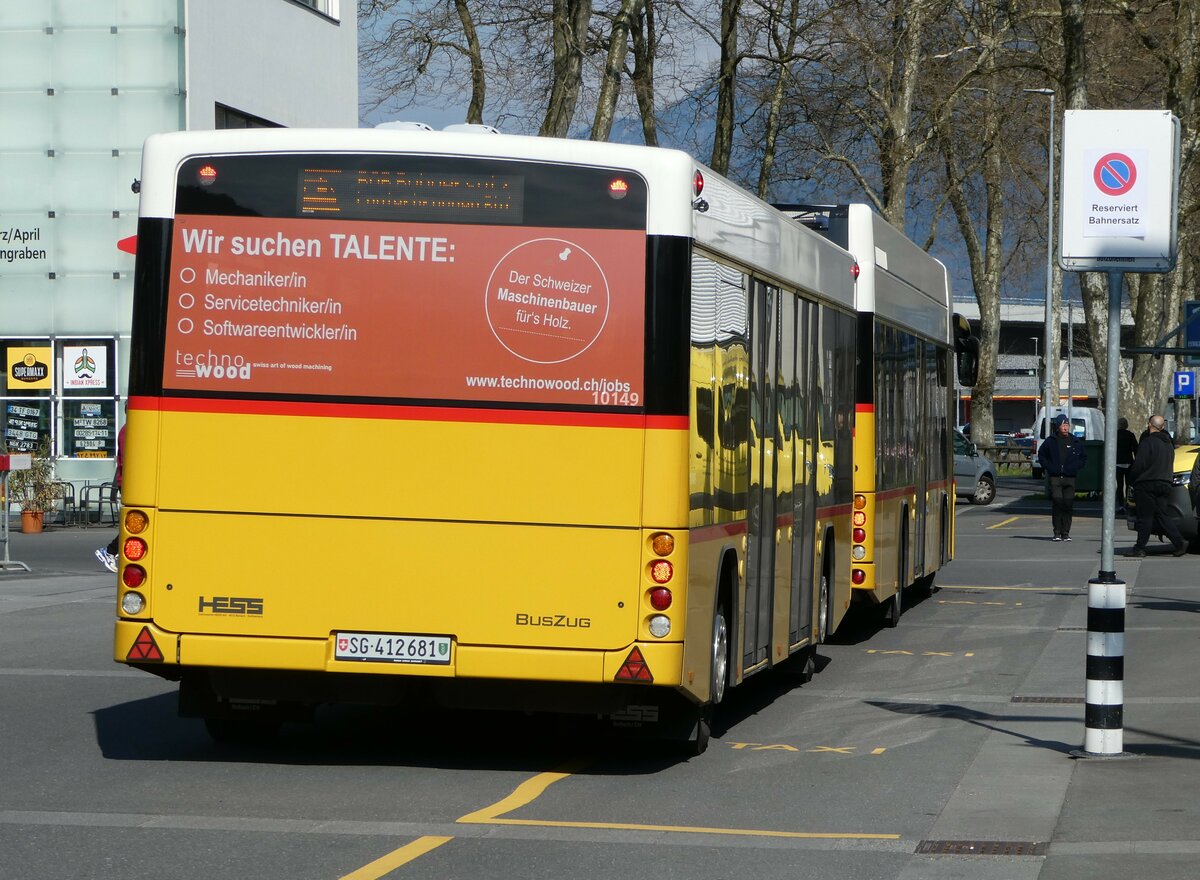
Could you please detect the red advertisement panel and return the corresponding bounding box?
[163,216,646,408]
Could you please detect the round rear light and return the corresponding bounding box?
[124,510,149,534]
[853,511,866,526]
[651,533,674,556]
[122,565,146,588]
[852,568,866,585]
[650,560,673,584]
[649,587,672,610]
[123,537,148,561]
[120,591,145,615]
[649,615,671,638]
[853,528,866,543]
[854,494,867,510]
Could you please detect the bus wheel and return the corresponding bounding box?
[684,709,712,756]
[204,715,281,745]
[710,605,729,706]
[817,568,831,644]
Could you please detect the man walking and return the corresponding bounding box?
[1126,414,1187,557]
[1037,414,1087,541]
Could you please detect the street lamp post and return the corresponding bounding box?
[1025,87,1056,425]
[1030,335,1040,422]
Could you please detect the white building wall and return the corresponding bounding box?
[0,0,356,489]
[185,0,357,129]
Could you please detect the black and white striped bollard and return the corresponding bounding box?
[1081,576,1129,757]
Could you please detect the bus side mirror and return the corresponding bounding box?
[952,313,979,387]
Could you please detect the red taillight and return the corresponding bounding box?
[650,560,673,584]
[649,587,672,610]
[608,177,629,198]
[122,565,146,588]
[693,170,704,196]
[851,263,861,279]
[853,511,866,526]
[197,164,218,185]
[853,528,866,543]
[123,537,147,561]
[852,568,866,585]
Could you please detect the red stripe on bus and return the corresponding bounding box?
[690,522,748,543]
[128,396,687,430]
[855,403,874,413]
[875,485,918,502]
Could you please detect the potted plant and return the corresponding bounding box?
[3,440,56,533]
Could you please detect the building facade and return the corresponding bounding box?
[0,0,356,491]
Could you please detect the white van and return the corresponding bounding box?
[1030,406,1105,477]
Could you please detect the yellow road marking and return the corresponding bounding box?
[937,600,1023,607]
[987,516,1020,529]
[339,836,453,880]
[939,584,1080,592]
[457,762,899,841]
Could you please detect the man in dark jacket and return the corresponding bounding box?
[1037,414,1087,541]
[1127,414,1186,557]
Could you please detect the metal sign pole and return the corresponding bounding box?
[1,470,32,573]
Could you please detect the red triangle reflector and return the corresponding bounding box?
[614,647,653,682]
[117,235,137,255]
[127,626,164,662]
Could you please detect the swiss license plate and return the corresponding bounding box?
[334,632,452,665]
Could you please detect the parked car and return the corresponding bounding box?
[1126,443,1200,549]
[954,429,997,505]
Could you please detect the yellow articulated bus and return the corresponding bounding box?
[783,204,978,625]
[113,129,971,752]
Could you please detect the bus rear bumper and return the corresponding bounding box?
[115,619,684,687]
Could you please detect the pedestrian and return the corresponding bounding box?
[1036,414,1087,541]
[94,419,126,573]
[1126,414,1187,557]
[1115,417,1138,514]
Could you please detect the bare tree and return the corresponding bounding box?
[541,0,595,136]
[591,0,647,139]
[358,0,490,125]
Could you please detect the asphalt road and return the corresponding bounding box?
[3,479,1200,880]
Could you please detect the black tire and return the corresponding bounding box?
[972,475,996,505]
[684,710,712,756]
[817,567,831,644]
[884,584,902,627]
[710,604,729,706]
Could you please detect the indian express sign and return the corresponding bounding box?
[1059,110,1180,274]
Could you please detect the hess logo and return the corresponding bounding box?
[198,595,264,615]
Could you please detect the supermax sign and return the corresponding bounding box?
[11,355,48,383]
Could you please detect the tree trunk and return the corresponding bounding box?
[630,1,659,145]
[453,0,486,124]
[541,0,594,137]
[591,0,646,140]
[710,0,742,173]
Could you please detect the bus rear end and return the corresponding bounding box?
[114,131,702,745]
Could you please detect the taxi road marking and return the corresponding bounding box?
[938,599,1023,606]
[864,649,975,657]
[987,516,1020,530]
[939,584,1080,592]
[727,743,884,754]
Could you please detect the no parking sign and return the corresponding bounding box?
[1059,110,1179,273]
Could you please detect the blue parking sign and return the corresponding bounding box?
[1175,370,1195,397]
